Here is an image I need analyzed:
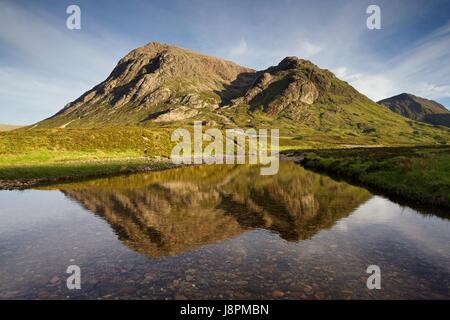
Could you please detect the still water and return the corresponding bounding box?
[0,161,449,299]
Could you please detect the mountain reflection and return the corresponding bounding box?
[50,161,372,258]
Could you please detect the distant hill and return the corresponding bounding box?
[0,124,22,132]
[378,93,450,128]
[32,42,450,146]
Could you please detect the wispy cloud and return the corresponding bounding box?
[331,20,450,102]
[228,38,248,57]
[333,69,395,101]
[297,40,322,58]
[1,0,449,124]
[0,68,79,124]
[0,1,135,124]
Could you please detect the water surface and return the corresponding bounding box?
[0,161,449,299]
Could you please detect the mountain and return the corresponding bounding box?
[38,42,254,127]
[34,42,450,146]
[378,93,450,128]
[35,42,379,127]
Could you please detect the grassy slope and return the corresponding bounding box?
[0,127,172,162]
[225,106,450,149]
[300,146,450,208]
[0,159,176,182]
[0,124,22,132]
[0,127,174,182]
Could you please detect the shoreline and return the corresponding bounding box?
[0,159,178,190]
[1,147,449,215]
[293,146,450,210]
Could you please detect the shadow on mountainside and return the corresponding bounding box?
[215,71,257,106]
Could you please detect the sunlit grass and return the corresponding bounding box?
[301,146,450,207]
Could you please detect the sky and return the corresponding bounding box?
[1,0,450,125]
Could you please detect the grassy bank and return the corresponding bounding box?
[299,146,450,208]
[0,127,173,164]
[0,158,177,189]
[1,126,449,194]
[0,127,176,188]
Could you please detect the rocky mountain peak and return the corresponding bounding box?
[50,43,255,124]
[276,56,306,70]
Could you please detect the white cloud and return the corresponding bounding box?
[333,67,348,79]
[331,67,396,101]
[0,3,127,82]
[331,19,450,102]
[349,74,395,102]
[364,20,450,100]
[0,68,85,124]
[229,38,248,57]
[414,82,450,99]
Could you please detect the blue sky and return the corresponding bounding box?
[1,0,450,124]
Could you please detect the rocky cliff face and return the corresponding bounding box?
[231,56,360,121]
[46,42,255,126]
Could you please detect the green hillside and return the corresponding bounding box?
[301,146,450,208]
[0,127,173,166]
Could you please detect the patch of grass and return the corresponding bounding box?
[0,158,175,181]
[0,124,22,132]
[0,127,175,185]
[299,146,450,207]
[0,127,173,164]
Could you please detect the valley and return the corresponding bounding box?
[0,43,449,208]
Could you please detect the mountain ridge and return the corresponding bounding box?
[33,42,450,146]
[35,42,381,128]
